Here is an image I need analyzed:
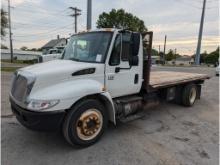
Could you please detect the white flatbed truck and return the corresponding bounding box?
[10,29,209,147]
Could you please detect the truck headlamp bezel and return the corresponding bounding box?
[27,99,60,111]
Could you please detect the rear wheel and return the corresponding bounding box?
[63,99,107,147]
[182,84,197,107]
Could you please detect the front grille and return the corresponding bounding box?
[11,74,28,102]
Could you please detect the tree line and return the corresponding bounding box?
[192,47,219,65]
[1,7,219,65]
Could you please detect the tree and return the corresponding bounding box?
[30,48,37,51]
[165,49,175,61]
[37,48,42,51]
[199,51,208,64]
[204,47,219,65]
[1,44,8,49]
[20,46,28,51]
[152,49,159,56]
[1,8,8,38]
[97,9,147,32]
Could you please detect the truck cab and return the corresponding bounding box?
[10,29,208,147]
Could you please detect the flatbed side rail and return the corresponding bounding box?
[148,71,209,90]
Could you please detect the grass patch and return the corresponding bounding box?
[1,59,38,64]
[1,67,20,72]
[1,59,25,64]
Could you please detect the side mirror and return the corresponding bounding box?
[129,56,139,66]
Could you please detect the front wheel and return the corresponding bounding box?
[62,99,107,147]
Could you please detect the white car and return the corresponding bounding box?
[216,65,219,76]
[42,48,64,62]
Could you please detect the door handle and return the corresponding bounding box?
[115,66,132,73]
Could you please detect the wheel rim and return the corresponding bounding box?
[76,109,103,141]
[189,87,197,104]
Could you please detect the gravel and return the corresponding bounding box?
[1,66,219,165]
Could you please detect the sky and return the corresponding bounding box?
[1,0,219,55]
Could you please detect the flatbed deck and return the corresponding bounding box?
[148,71,209,89]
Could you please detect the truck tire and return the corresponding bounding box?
[62,99,107,147]
[182,84,197,107]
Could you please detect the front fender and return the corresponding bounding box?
[99,92,116,124]
[29,79,105,111]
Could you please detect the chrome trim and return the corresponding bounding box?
[11,71,36,104]
[10,93,28,109]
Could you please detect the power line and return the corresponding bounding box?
[13,22,61,29]
[13,7,71,18]
[10,0,70,15]
[14,24,73,37]
[13,29,73,41]
[14,34,70,42]
[175,0,218,9]
[12,20,71,28]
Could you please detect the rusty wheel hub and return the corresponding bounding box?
[189,87,196,104]
[76,109,103,141]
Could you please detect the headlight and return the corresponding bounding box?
[27,99,59,111]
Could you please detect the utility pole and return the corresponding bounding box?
[69,7,81,33]
[8,0,13,63]
[163,35,167,64]
[174,48,177,63]
[159,45,162,63]
[87,0,92,30]
[195,0,207,65]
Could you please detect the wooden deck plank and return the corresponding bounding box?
[148,71,209,89]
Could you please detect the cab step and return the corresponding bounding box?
[118,112,145,123]
[115,96,143,104]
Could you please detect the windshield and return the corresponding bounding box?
[63,32,113,63]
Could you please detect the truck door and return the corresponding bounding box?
[105,31,143,98]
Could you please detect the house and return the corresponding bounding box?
[168,55,194,66]
[41,35,67,54]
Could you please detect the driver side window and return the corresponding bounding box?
[109,34,121,66]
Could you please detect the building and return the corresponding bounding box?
[168,55,194,66]
[1,49,42,62]
[41,35,67,54]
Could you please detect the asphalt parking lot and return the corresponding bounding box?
[1,66,219,165]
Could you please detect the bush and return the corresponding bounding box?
[23,59,38,64]
[204,47,219,65]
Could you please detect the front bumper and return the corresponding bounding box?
[10,98,66,131]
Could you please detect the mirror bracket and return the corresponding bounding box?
[115,67,120,73]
